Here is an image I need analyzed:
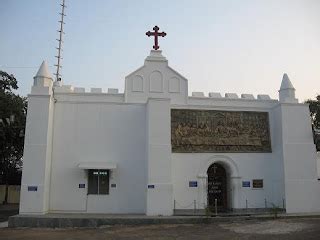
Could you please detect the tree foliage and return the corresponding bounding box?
[306,95,320,151]
[306,95,320,129]
[0,71,18,93]
[0,70,27,203]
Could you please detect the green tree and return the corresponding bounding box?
[306,95,320,128]
[0,71,27,204]
[306,95,320,151]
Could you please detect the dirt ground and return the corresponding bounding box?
[1,218,320,240]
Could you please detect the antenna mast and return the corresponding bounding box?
[54,0,66,82]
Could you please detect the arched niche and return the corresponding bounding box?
[149,71,163,93]
[132,75,143,92]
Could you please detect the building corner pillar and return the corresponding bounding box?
[146,98,173,216]
[19,61,55,214]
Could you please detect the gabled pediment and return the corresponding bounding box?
[125,50,188,104]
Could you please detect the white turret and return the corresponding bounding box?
[32,61,53,94]
[20,60,55,214]
[279,73,298,103]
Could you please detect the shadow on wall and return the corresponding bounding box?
[313,128,320,151]
[316,136,320,152]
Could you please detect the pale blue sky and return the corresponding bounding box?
[1,0,319,101]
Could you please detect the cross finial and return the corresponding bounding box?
[146,26,167,50]
[213,164,218,174]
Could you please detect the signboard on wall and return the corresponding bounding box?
[189,181,198,187]
[252,179,264,189]
[27,186,38,191]
[242,181,250,187]
[171,109,271,153]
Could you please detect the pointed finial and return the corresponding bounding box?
[280,73,295,90]
[279,73,298,103]
[33,60,53,91]
[35,61,52,79]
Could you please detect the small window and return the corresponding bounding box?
[88,169,110,194]
[252,179,263,189]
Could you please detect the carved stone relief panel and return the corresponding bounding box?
[171,109,272,153]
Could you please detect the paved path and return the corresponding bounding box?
[0,204,18,223]
[0,222,8,228]
[1,218,320,239]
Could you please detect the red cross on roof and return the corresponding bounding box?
[146,26,167,50]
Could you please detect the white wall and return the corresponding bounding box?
[49,99,147,214]
[171,101,286,211]
[172,152,285,210]
[278,103,320,213]
[48,92,290,214]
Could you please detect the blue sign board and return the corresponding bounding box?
[148,185,155,189]
[79,184,85,188]
[242,181,250,187]
[28,186,38,191]
[189,181,198,187]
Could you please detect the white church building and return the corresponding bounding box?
[19,37,320,216]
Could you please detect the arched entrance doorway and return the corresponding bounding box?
[207,163,227,211]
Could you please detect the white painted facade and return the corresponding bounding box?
[19,51,320,215]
